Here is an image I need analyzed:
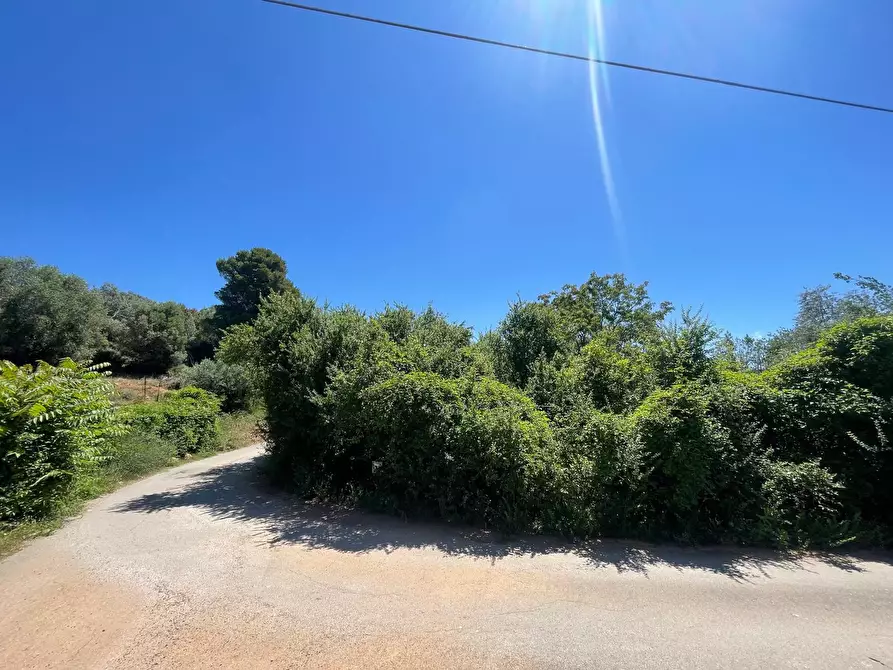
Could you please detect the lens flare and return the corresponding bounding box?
[586,0,624,248]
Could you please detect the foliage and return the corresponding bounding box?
[186,306,218,364]
[344,372,558,532]
[0,359,123,522]
[4,256,892,548]
[548,409,643,537]
[765,274,893,365]
[630,384,764,541]
[756,460,842,548]
[97,431,178,486]
[539,272,673,348]
[213,248,295,331]
[179,359,252,412]
[762,318,893,528]
[568,333,655,413]
[649,309,719,387]
[730,334,771,372]
[0,258,108,365]
[226,270,893,546]
[97,285,195,375]
[490,300,569,388]
[121,386,220,456]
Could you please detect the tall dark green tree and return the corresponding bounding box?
[213,248,294,331]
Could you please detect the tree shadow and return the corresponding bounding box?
[114,454,892,583]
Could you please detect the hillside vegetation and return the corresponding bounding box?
[2,251,891,549]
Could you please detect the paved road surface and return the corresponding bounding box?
[1,444,892,669]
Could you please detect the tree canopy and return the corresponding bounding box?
[213,248,294,331]
[0,258,107,365]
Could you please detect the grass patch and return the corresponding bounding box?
[0,410,264,559]
[217,409,264,452]
[0,515,66,559]
[111,375,176,405]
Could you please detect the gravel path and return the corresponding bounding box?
[1,444,892,669]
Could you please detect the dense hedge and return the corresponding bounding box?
[0,360,123,521]
[225,276,893,547]
[122,387,220,456]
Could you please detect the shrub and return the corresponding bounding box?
[179,359,252,412]
[763,321,893,528]
[0,359,123,522]
[359,372,559,532]
[230,275,893,546]
[630,384,767,541]
[550,409,643,537]
[564,334,655,413]
[756,460,842,548]
[122,386,220,456]
[818,317,893,399]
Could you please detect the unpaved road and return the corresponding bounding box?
[2,445,892,669]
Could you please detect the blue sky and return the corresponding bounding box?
[2,0,891,335]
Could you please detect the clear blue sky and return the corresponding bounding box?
[2,0,891,335]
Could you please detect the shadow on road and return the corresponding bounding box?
[114,454,891,582]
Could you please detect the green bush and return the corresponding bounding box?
[565,335,655,413]
[756,460,842,548]
[179,359,252,412]
[763,320,893,528]
[122,386,220,456]
[227,274,893,547]
[0,359,123,522]
[359,372,559,532]
[630,384,766,541]
[819,317,893,398]
[550,409,643,537]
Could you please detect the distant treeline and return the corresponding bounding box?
[0,248,294,375]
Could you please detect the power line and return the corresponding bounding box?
[261,0,893,115]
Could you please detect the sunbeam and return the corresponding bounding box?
[586,0,624,250]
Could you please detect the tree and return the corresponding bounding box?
[0,258,107,365]
[492,300,568,388]
[648,309,719,386]
[731,334,771,372]
[186,306,218,364]
[213,248,294,331]
[539,272,672,348]
[115,301,193,374]
[765,274,893,366]
[95,284,194,375]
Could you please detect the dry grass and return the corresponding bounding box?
[111,376,177,405]
[218,410,265,452]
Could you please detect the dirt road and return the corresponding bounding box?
[1,444,891,669]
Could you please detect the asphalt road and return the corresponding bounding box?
[1,444,892,669]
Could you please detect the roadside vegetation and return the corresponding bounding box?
[224,272,893,548]
[1,248,891,556]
